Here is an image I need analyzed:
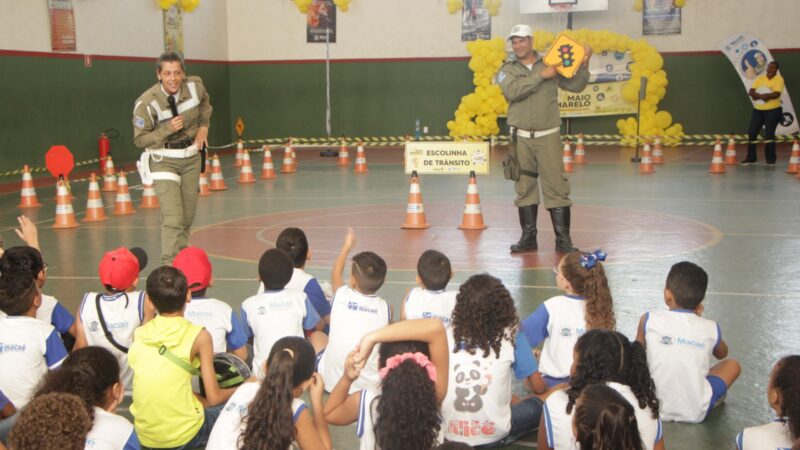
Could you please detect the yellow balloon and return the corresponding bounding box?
[633,0,643,11]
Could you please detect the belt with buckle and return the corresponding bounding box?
[163,139,194,149]
[510,126,560,139]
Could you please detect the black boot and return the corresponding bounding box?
[549,207,578,253]
[510,205,538,253]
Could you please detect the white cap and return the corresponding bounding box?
[508,24,532,40]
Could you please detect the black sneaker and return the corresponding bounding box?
[739,160,756,166]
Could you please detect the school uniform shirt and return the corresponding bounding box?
[0,390,8,410]
[258,268,332,320]
[736,419,793,450]
[0,315,67,408]
[522,294,587,379]
[184,296,247,354]
[206,381,306,450]
[241,289,321,378]
[37,294,76,335]
[319,286,391,393]
[403,287,457,326]
[85,406,140,450]
[643,309,721,423]
[441,327,538,447]
[79,291,146,389]
[542,382,663,450]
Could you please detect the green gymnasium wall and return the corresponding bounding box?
[1,51,797,177]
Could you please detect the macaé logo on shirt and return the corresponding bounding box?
[660,335,674,346]
[346,301,378,314]
[0,343,27,353]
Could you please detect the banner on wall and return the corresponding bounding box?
[720,33,799,135]
[307,0,336,43]
[643,0,681,36]
[48,0,77,51]
[163,7,184,53]
[462,0,490,41]
[559,50,637,117]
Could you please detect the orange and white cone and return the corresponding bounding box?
[401,171,430,229]
[786,139,800,174]
[354,141,368,173]
[280,141,297,174]
[338,140,350,166]
[139,182,160,209]
[53,180,80,229]
[198,171,212,197]
[260,145,276,179]
[209,154,228,191]
[288,137,297,162]
[83,173,108,222]
[114,171,136,215]
[574,134,587,164]
[709,138,726,174]
[652,136,664,165]
[101,156,118,192]
[639,142,655,173]
[458,171,488,230]
[725,135,738,165]
[234,140,244,167]
[238,150,256,183]
[562,140,574,173]
[18,165,42,208]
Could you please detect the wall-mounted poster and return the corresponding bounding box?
[462,0,490,41]
[643,0,681,35]
[307,0,336,43]
[163,6,184,53]
[49,0,77,51]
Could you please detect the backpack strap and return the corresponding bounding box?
[95,293,130,354]
[157,344,201,376]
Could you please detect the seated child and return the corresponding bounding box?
[636,261,741,423]
[318,228,391,393]
[7,392,91,450]
[0,275,67,408]
[129,266,236,449]
[522,250,615,394]
[736,355,799,449]
[173,246,248,361]
[207,336,331,450]
[241,248,324,379]
[35,346,139,449]
[401,249,457,326]
[573,384,645,450]
[75,247,153,390]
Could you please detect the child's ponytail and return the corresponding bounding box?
[773,355,800,440]
[623,340,660,418]
[561,251,615,330]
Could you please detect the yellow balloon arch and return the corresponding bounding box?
[448,29,684,146]
[447,0,502,16]
[158,0,200,12]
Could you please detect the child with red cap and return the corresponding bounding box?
[74,247,154,391]
[173,246,248,361]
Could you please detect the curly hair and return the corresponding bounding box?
[451,273,519,358]
[0,245,44,280]
[560,252,615,330]
[374,341,440,450]
[773,355,800,440]
[239,336,315,450]
[566,329,659,419]
[574,384,644,450]
[7,392,92,450]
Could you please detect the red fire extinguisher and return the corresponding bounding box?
[98,128,119,171]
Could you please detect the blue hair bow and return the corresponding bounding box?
[580,250,607,269]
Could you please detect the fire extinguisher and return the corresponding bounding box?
[98,128,119,171]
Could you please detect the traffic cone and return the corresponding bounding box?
[337,140,350,166]
[786,139,800,173]
[238,150,256,183]
[574,134,587,164]
[725,135,738,165]
[260,145,276,179]
[18,165,42,208]
[280,141,297,174]
[288,137,297,163]
[401,171,430,229]
[639,141,655,173]
[709,138,726,174]
[198,170,212,197]
[354,141,368,173]
[562,140,574,173]
[652,136,664,165]
[139,182,160,208]
[101,156,118,192]
[53,180,80,229]
[234,140,244,167]
[114,171,136,215]
[458,171,488,230]
[83,173,107,222]
[209,155,228,191]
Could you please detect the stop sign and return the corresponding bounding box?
[45,145,74,178]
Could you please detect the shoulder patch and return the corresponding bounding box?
[497,71,507,84]
[133,116,145,129]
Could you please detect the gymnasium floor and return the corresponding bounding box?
[2,142,798,449]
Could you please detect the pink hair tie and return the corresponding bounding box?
[378,352,438,383]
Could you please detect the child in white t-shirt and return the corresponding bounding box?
[636,261,741,423]
[573,384,646,450]
[401,249,457,327]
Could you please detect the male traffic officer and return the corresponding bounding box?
[498,25,591,253]
[133,52,212,264]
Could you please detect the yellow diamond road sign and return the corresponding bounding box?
[235,117,245,137]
